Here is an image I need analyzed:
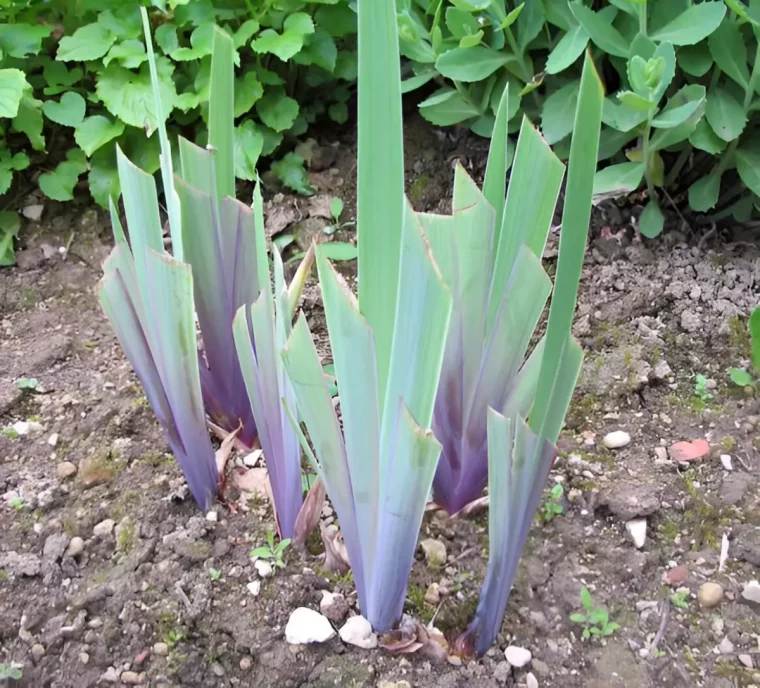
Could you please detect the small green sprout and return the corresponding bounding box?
[1,427,19,440]
[541,483,565,522]
[330,197,344,224]
[0,663,23,680]
[15,377,40,391]
[250,531,291,570]
[10,496,24,511]
[670,590,689,609]
[208,568,221,581]
[694,374,713,401]
[570,587,620,641]
[163,629,184,648]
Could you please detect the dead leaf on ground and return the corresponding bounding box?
[321,522,350,574]
[293,478,327,548]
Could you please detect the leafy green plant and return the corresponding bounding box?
[541,483,565,522]
[570,587,620,640]
[0,663,23,681]
[694,373,713,400]
[250,530,291,570]
[0,427,19,440]
[400,0,759,235]
[670,589,689,609]
[10,496,24,511]
[208,567,221,581]
[15,377,39,391]
[0,0,357,263]
[729,305,760,387]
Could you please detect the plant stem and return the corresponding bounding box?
[638,2,647,35]
[642,120,654,198]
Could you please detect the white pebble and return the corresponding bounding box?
[602,430,630,449]
[338,615,377,649]
[246,581,261,597]
[504,645,532,668]
[626,518,647,549]
[741,580,760,604]
[285,607,335,644]
[93,519,115,537]
[720,454,733,471]
[206,511,218,522]
[48,433,59,447]
[254,559,273,578]
[526,673,539,688]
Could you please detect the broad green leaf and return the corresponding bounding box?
[689,117,726,154]
[446,7,480,38]
[319,241,358,261]
[255,91,299,132]
[651,95,702,128]
[155,24,180,54]
[597,127,638,161]
[328,102,349,123]
[42,62,83,95]
[253,29,305,61]
[96,58,177,136]
[314,4,357,37]
[104,39,148,69]
[271,152,315,195]
[541,80,580,143]
[708,21,750,91]
[593,162,644,198]
[57,23,117,61]
[234,71,264,117]
[42,92,86,128]
[401,70,436,94]
[651,2,727,45]
[705,87,747,141]
[435,46,511,82]
[0,23,51,58]
[516,0,544,53]
[650,84,706,150]
[89,145,120,208]
[639,199,664,238]
[602,97,648,132]
[629,32,656,61]
[234,19,260,48]
[234,120,264,181]
[12,91,45,151]
[688,171,721,211]
[725,0,760,25]
[569,2,628,58]
[0,150,29,195]
[419,87,480,125]
[98,7,142,40]
[39,149,88,201]
[0,69,27,118]
[677,43,713,77]
[460,31,484,48]
[285,12,316,35]
[618,90,657,112]
[545,24,589,74]
[736,148,760,195]
[294,28,339,71]
[729,367,753,387]
[170,23,216,62]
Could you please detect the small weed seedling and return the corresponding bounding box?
[541,483,565,522]
[251,531,291,570]
[570,587,620,641]
[0,663,23,680]
[694,374,713,401]
[670,590,689,609]
[10,496,24,511]
[163,629,184,648]
[1,427,19,440]
[15,377,40,391]
[729,306,760,389]
[208,568,221,581]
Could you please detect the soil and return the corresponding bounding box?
[1,114,760,688]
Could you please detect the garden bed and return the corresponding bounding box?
[1,116,759,688]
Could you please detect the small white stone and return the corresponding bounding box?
[626,518,647,549]
[504,645,532,668]
[246,581,261,597]
[66,536,85,558]
[93,519,115,537]
[738,654,754,669]
[720,454,733,471]
[526,672,539,688]
[338,615,378,649]
[719,636,734,654]
[48,433,59,447]
[153,642,168,656]
[654,447,668,461]
[254,559,273,578]
[285,607,335,644]
[243,449,263,468]
[206,511,218,522]
[420,538,447,566]
[602,430,630,449]
[22,204,44,221]
[741,580,760,604]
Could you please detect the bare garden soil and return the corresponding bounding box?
[1,116,759,688]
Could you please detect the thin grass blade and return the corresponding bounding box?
[482,83,509,233]
[209,26,235,203]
